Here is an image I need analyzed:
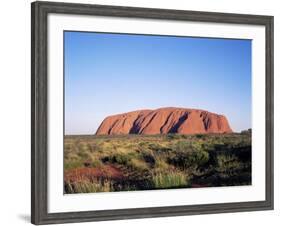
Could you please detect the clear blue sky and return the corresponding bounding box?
[64,31,251,135]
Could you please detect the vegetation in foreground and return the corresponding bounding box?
[64,132,251,194]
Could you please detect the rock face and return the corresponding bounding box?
[96,107,233,135]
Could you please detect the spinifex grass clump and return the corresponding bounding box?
[65,179,113,193]
[64,133,251,193]
[152,171,189,189]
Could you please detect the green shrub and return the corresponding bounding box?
[141,151,156,165]
[168,150,209,170]
[195,134,206,139]
[102,153,133,165]
[114,153,131,165]
[216,154,242,174]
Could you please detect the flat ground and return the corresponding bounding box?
[64,133,251,193]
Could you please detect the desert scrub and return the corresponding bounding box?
[77,147,91,159]
[104,152,137,165]
[152,171,189,189]
[64,133,252,192]
[127,158,149,171]
[154,157,170,171]
[64,155,85,170]
[147,143,168,152]
[215,154,242,175]
[112,153,132,165]
[168,150,209,170]
[64,160,84,170]
[89,155,102,167]
[166,134,178,140]
[88,142,103,153]
[141,150,156,166]
[65,179,113,193]
[172,140,193,152]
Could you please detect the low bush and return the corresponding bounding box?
[167,134,177,140]
[141,151,156,166]
[113,153,131,165]
[90,156,102,167]
[172,140,193,152]
[215,154,242,175]
[168,150,209,170]
[128,158,149,171]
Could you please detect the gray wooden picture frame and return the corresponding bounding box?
[31,1,274,225]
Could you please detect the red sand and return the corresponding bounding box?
[64,164,124,182]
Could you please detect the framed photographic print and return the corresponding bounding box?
[31,1,274,225]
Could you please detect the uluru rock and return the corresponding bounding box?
[95,107,233,135]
